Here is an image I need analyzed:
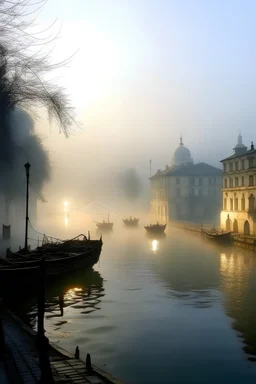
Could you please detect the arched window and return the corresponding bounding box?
[234,198,238,211]
[233,219,238,232]
[224,198,227,210]
[249,194,255,210]
[244,220,250,235]
[230,198,233,211]
[249,175,254,186]
[241,194,245,210]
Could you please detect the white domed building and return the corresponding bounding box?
[172,137,193,167]
[150,137,222,223]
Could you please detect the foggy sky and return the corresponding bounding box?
[33,0,256,205]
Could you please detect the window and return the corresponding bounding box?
[249,157,254,168]
[241,194,245,210]
[209,178,212,185]
[229,163,233,172]
[230,198,233,211]
[198,187,203,196]
[242,159,245,170]
[249,194,255,210]
[249,175,254,186]
[241,176,244,186]
[176,178,180,185]
[235,161,239,171]
[189,178,195,186]
[234,198,238,211]
[224,179,228,188]
[176,188,180,196]
[199,178,203,186]
[224,164,227,173]
[235,177,239,187]
[224,198,227,210]
[189,188,195,196]
[229,178,233,188]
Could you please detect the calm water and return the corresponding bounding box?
[12,222,256,383]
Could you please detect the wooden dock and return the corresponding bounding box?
[0,308,125,384]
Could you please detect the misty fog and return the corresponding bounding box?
[0,0,255,234]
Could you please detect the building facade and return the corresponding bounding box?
[150,138,222,223]
[220,135,256,235]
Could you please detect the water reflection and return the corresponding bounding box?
[12,268,104,331]
[151,239,159,253]
[220,251,256,360]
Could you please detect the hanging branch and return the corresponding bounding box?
[0,0,77,137]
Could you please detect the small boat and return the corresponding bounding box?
[94,214,113,230]
[123,216,140,226]
[202,230,233,245]
[144,223,166,234]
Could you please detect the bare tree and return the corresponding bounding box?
[0,0,76,137]
[0,0,76,223]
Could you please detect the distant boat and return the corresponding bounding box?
[123,216,140,226]
[144,223,166,234]
[202,230,233,245]
[94,214,113,231]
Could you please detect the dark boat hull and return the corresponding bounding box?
[145,224,166,234]
[95,223,113,231]
[202,231,233,245]
[0,241,102,292]
[123,219,139,227]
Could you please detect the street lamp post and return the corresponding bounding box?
[24,162,31,253]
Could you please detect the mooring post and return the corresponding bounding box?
[75,346,80,359]
[86,353,92,373]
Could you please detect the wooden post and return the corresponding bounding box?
[75,346,80,359]
[36,256,54,384]
[86,353,92,373]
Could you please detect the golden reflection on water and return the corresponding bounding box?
[151,239,159,253]
[220,250,256,359]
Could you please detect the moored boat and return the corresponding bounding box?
[1,234,103,291]
[144,223,166,234]
[0,247,102,291]
[202,230,233,245]
[94,214,113,230]
[123,216,140,226]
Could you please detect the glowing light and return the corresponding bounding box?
[151,239,159,253]
[64,201,68,208]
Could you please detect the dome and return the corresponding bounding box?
[173,137,193,166]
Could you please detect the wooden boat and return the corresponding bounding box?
[0,247,102,291]
[39,234,102,254]
[202,230,233,245]
[1,234,103,291]
[123,216,140,226]
[94,214,113,230]
[144,223,166,234]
